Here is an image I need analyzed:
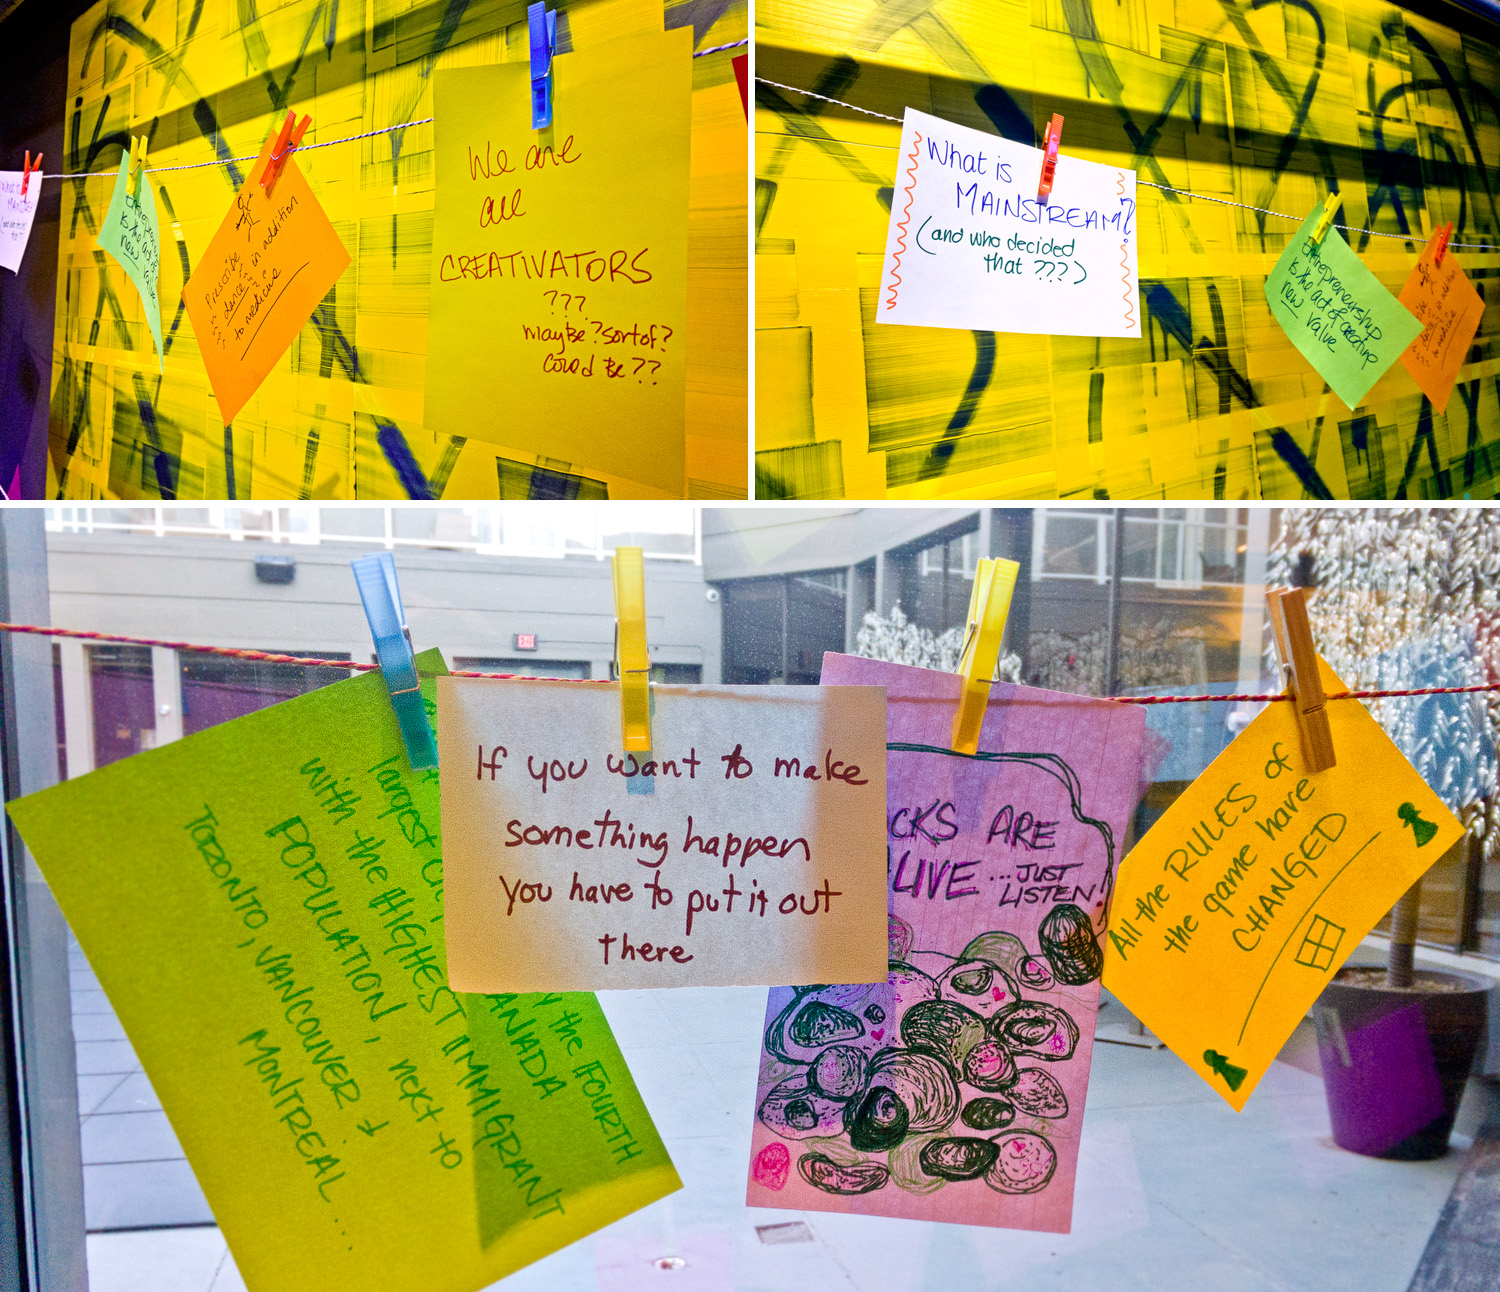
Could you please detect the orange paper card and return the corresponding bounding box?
[1102,659,1463,1112]
[182,130,351,425]
[1398,242,1485,413]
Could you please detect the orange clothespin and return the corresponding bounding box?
[261,110,311,198]
[125,136,147,202]
[20,151,42,199]
[1037,114,1064,205]
[1429,221,1453,267]
[1310,191,1343,246]
[1266,587,1336,772]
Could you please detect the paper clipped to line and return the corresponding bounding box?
[6,651,679,1292]
[182,128,352,426]
[1103,657,1463,1112]
[97,155,164,372]
[437,678,889,991]
[1398,241,1486,413]
[425,29,691,493]
[0,170,42,274]
[878,107,1141,338]
[1263,199,1423,410]
[746,654,1146,1235]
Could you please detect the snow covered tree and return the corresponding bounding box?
[1267,507,1498,847]
[1025,620,1211,695]
[855,603,1021,680]
[1268,508,1499,979]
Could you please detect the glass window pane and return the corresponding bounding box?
[1159,521,1180,582]
[317,507,387,538]
[1119,516,1158,579]
[180,653,351,736]
[88,645,155,767]
[1039,514,1098,576]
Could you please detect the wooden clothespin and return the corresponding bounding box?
[351,552,438,770]
[125,136,148,202]
[1310,191,1343,246]
[1265,587,1335,772]
[528,2,557,130]
[612,546,651,751]
[261,110,311,198]
[20,151,42,199]
[950,557,1020,755]
[1429,221,1453,267]
[1037,114,1064,205]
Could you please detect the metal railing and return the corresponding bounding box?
[45,504,702,563]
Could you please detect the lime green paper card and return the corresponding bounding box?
[97,155,164,372]
[1264,199,1421,409]
[8,652,678,1292]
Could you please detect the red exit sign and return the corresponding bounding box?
[514,633,538,651]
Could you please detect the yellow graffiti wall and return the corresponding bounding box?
[754,0,1500,499]
[50,0,746,499]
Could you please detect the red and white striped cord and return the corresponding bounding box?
[4,620,1497,704]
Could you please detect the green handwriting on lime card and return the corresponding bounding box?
[1263,200,1422,410]
[7,651,677,1292]
[97,156,164,372]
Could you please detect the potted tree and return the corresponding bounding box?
[1269,509,1496,1160]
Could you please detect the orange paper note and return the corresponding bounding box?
[182,129,351,425]
[1398,240,1485,413]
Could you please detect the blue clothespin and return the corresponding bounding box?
[528,2,556,130]
[352,553,438,770]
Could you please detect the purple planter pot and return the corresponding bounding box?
[1314,968,1490,1161]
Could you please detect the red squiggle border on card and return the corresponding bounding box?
[885,129,921,311]
[1117,171,1136,330]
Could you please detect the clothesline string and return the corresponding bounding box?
[30,36,751,182]
[4,620,1496,705]
[754,76,1500,254]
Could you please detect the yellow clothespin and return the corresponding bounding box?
[950,557,1020,755]
[612,546,651,752]
[1310,191,1343,246]
[1266,587,1336,772]
[125,135,148,202]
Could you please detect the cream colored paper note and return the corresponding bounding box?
[437,679,888,991]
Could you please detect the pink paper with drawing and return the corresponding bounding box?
[745,653,1146,1233]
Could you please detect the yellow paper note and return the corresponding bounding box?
[1102,660,1463,1111]
[7,655,679,1291]
[1398,245,1486,413]
[182,129,352,427]
[425,30,691,493]
[436,678,888,991]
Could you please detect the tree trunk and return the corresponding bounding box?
[1386,878,1422,989]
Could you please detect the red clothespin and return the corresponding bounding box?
[20,151,42,198]
[1430,221,1453,267]
[261,110,311,198]
[1037,113,1064,205]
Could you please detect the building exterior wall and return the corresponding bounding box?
[45,532,721,775]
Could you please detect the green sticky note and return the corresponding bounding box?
[97,155,164,372]
[1264,200,1423,409]
[7,651,678,1292]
